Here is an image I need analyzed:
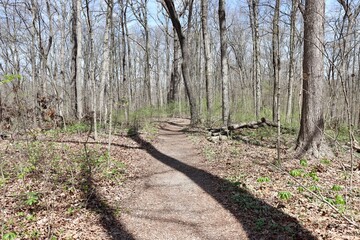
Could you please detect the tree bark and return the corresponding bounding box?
[99,0,113,124]
[163,0,200,125]
[295,0,330,159]
[201,0,212,124]
[248,0,261,119]
[85,0,97,139]
[167,29,180,104]
[286,0,297,124]
[71,0,78,118]
[76,0,83,119]
[272,0,280,123]
[219,0,230,126]
[119,0,129,123]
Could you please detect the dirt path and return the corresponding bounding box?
[119,119,247,239]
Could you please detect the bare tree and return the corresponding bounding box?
[85,0,97,139]
[248,0,261,119]
[119,0,130,123]
[295,0,330,158]
[201,0,212,124]
[162,0,200,125]
[71,0,79,118]
[219,0,230,126]
[76,0,83,119]
[130,0,152,106]
[272,0,280,123]
[99,0,113,124]
[286,0,298,124]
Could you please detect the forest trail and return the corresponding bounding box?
[119,118,247,239]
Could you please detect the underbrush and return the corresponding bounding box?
[195,128,360,239]
[0,135,128,239]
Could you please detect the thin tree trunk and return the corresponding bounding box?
[71,0,78,119]
[119,0,129,123]
[272,0,280,123]
[286,0,297,124]
[219,0,230,126]
[144,0,151,106]
[201,0,212,124]
[85,0,97,139]
[248,0,261,118]
[76,0,83,119]
[99,0,113,125]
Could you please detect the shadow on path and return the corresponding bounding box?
[130,126,316,240]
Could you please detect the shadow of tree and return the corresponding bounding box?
[44,139,142,149]
[130,130,316,240]
[79,143,135,240]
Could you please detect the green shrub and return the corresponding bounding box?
[300,159,308,167]
[278,191,292,200]
[331,185,342,191]
[335,195,345,205]
[289,169,303,177]
[25,192,39,206]
[257,176,270,183]
[3,232,17,240]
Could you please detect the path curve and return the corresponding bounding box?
[120,118,247,239]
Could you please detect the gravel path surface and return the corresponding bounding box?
[120,119,247,239]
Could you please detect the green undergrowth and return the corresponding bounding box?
[0,138,127,238]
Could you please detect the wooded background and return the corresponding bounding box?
[0,0,359,148]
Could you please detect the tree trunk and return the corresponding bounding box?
[76,0,83,119]
[163,0,200,125]
[248,0,261,119]
[85,0,97,139]
[286,0,297,124]
[168,29,180,104]
[201,0,212,124]
[119,0,129,123]
[295,0,330,159]
[99,0,113,124]
[272,0,280,123]
[144,0,151,106]
[71,0,78,119]
[219,0,230,126]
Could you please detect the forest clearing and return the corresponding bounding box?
[1,0,360,239]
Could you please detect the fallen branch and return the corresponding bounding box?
[207,118,294,137]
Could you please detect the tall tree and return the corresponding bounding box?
[248,0,261,119]
[167,29,180,104]
[131,0,152,106]
[219,0,230,126]
[162,0,200,125]
[201,0,212,124]
[295,0,329,158]
[119,0,130,123]
[286,0,298,123]
[99,0,113,124]
[85,0,97,139]
[71,0,79,118]
[272,0,280,123]
[76,0,83,119]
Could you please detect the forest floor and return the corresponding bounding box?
[0,118,359,239]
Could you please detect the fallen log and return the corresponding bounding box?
[207,118,294,137]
